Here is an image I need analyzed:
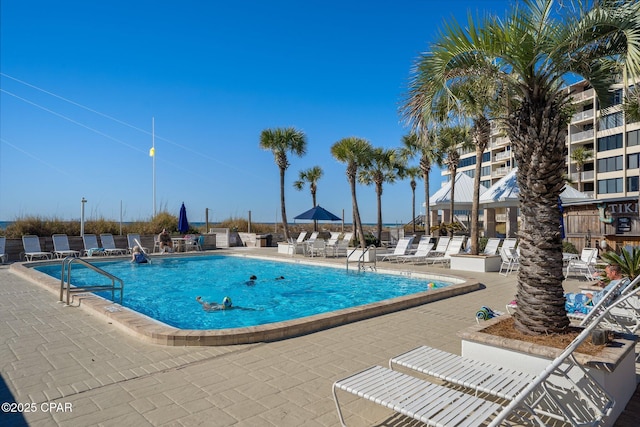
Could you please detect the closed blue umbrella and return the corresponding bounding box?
[178,203,189,234]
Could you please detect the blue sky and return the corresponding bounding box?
[0,0,511,225]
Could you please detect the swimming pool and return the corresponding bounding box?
[17,252,479,345]
[35,255,453,329]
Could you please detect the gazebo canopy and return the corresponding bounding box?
[426,173,485,210]
[479,168,593,207]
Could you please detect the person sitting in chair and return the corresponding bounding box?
[158,228,173,253]
[565,264,627,314]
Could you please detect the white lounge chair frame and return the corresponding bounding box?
[22,235,52,261]
[333,292,625,427]
[482,238,502,255]
[82,234,105,256]
[287,231,307,255]
[52,234,80,259]
[422,236,464,267]
[100,234,128,256]
[397,238,433,264]
[375,236,415,262]
[566,248,598,280]
[127,233,148,254]
[499,247,519,276]
[430,236,451,256]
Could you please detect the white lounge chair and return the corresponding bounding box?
[375,236,415,262]
[308,238,327,257]
[566,248,598,280]
[82,234,105,256]
[501,237,517,251]
[127,233,148,254]
[302,232,319,256]
[330,233,353,257]
[430,236,451,256]
[482,237,501,255]
[52,234,80,258]
[0,236,7,263]
[100,234,127,255]
[22,235,52,261]
[422,236,464,267]
[333,296,620,427]
[288,231,307,255]
[397,238,433,264]
[499,247,519,276]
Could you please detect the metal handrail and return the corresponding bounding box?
[346,245,377,272]
[60,256,124,306]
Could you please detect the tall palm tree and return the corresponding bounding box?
[401,166,422,233]
[293,166,324,231]
[259,127,307,242]
[402,0,640,335]
[400,132,439,232]
[569,146,593,192]
[358,147,401,244]
[331,137,373,249]
[436,125,472,234]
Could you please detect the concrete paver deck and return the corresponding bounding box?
[0,248,637,426]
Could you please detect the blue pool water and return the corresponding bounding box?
[35,255,451,330]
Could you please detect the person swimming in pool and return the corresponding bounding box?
[196,296,233,311]
[246,275,257,286]
[131,246,149,264]
[196,296,260,312]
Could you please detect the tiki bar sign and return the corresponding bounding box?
[607,202,639,215]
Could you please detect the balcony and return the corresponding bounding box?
[489,136,510,148]
[570,129,595,143]
[492,166,512,178]
[571,109,595,123]
[570,170,595,182]
[570,88,595,103]
[494,150,511,162]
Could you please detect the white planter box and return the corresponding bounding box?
[348,248,376,262]
[277,242,294,255]
[449,254,502,272]
[459,318,637,427]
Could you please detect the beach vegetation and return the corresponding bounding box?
[402,0,640,335]
[259,127,308,243]
[601,248,640,281]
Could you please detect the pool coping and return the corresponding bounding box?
[9,252,482,346]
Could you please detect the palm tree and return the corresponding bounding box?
[259,127,307,242]
[436,125,472,235]
[358,147,401,244]
[623,85,640,123]
[331,137,373,249]
[401,166,422,233]
[293,166,324,231]
[400,132,439,232]
[569,146,593,192]
[402,0,640,335]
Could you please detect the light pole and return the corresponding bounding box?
[80,197,87,237]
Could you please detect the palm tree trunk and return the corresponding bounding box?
[448,168,456,236]
[376,184,383,244]
[421,157,431,233]
[312,192,318,232]
[280,168,290,241]
[508,95,569,335]
[411,186,416,234]
[350,178,366,249]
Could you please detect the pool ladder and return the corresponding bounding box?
[346,245,377,272]
[60,256,124,306]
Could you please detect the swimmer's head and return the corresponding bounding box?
[222,296,232,308]
[249,275,257,280]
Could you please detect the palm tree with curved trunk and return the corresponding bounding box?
[402,0,640,335]
[400,132,439,233]
[260,127,307,242]
[331,137,373,249]
[358,147,401,244]
[293,166,324,231]
[570,146,593,192]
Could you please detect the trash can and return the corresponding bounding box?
[256,234,269,247]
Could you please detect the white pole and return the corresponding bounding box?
[152,117,156,217]
[80,197,87,237]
